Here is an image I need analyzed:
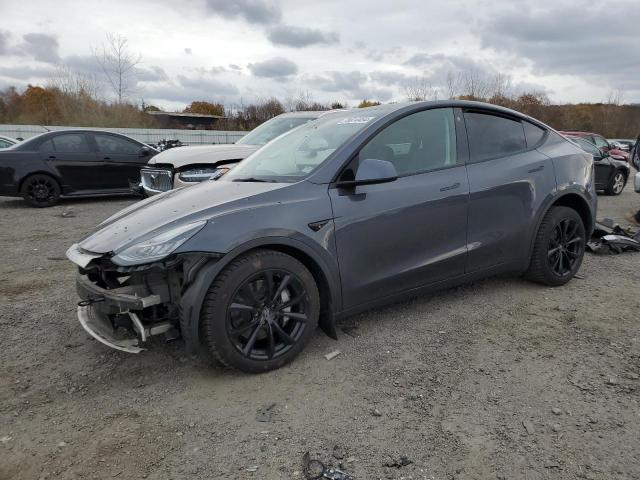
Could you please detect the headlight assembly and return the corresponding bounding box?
[111,221,206,266]
[178,167,230,183]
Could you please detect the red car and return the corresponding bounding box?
[559,131,630,162]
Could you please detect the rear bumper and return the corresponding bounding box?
[634,172,640,193]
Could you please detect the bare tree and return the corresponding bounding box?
[445,71,459,99]
[93,33,141,103]
[405,76,438,101]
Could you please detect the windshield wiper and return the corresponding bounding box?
[232,177,276,183]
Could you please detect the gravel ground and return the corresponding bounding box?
[1,187,639,480]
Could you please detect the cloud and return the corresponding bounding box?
[0,64,55,80]
[203,0,281,25]
[306,71,392,101]
[137,65,168,82]
[266,24,339,48]
[0,31,9,55]
[248,57,298,78]
[19,33,60,63]
[478,3,640,91]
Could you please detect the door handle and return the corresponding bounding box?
[48,155,56,160]
[440,182,460,192]
[528,165,544,173]
[103,156,111,160]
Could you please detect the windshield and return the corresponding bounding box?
[225,110,382,182]
[237,116,317,146]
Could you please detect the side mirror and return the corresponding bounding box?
[338,158,398,187]
[140,146,151,157]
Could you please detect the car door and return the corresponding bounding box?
[329,107,469,310]
[463,110,556,272]
[43,133,102,192]
[92,133,147,189]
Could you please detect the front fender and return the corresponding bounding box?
[179,235,341,354]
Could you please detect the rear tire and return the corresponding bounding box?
[200,249,320,373]
[604,170,626,196]
[526,206,586,286]
[20,174,61,207]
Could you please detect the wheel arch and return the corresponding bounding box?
[17,170,63,193]
[179,237,340,355]
[528,190,594,263]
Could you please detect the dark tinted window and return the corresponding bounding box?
[52,134,90,153]
[523,121,545,147]
[0,139,12,148]
[39,139,55,152]
[95,134,140,155]
[360,108,457,176]
[465,112,526,162]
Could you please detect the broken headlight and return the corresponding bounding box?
[178,167,229,182]
[111,221,206,266]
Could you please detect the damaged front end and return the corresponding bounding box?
[67,243,219,354]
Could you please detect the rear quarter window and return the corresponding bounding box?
[523,121,546,147]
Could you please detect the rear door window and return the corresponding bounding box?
[464,112,526,162]
[52,134,90,153]
[39,139,55,152]
[95,134,140,155]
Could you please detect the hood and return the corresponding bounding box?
[147,144,259,168]
[79,179,286,254]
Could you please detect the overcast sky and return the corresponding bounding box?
[1,0,638,110]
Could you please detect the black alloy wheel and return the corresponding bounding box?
[200,249,320,373]
[547,218,583,277]
[21,174,61,207]
[227,269,309,361]
[526,206,586,286]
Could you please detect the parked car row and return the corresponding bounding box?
[65,100,597,372]
[1,117,634,207]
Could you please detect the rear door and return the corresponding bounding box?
[330,107,469,310]
[92,133,146,189]
[463,110,556,272]
[43,133,102,191]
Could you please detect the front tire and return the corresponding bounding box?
[200,249,320,373]
[20,174,61,207]
[526,206,586,286]
[604,170,626,196]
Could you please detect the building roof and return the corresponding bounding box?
[146,111,226,119]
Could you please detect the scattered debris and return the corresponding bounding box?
[522,420,535,435]
[573,273,585,279]
[256,403,277,423]
[371,408,382,417]
[246,466,258,473]
[552,407,562,415]
[1,436,11,443]
[551,423,561,432]
[587,219,640,254]
[60,210,75,218]
[607,377,619,386]
[302,452,353,480]
[384,454,412,468]
[57,441,67,447]
[324,350,341,361]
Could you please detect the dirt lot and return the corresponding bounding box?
[1,187,639,480]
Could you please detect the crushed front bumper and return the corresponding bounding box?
[75,274,173,353]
